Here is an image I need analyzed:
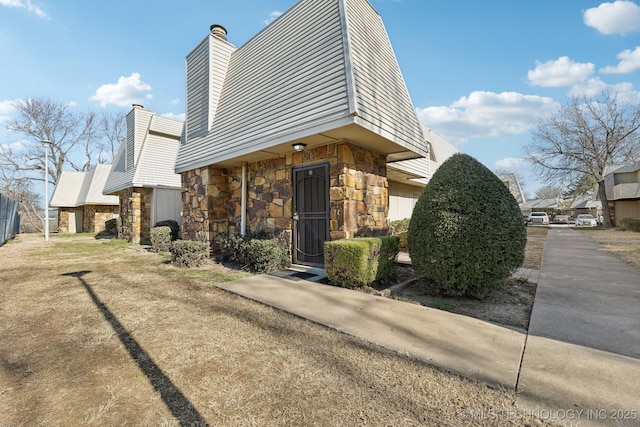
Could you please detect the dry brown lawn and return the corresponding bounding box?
[0,233,555,426]
[579,227,640,271]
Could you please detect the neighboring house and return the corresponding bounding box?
[497,173,526,205]
[520,199,559,216]
[568,194,601,219]
[175,0,444,266]
[387,126,459,221]
[602,161,640,226]
[49,164,119,233]
[104,105,184,244]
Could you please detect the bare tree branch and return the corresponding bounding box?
[524,90,640,227]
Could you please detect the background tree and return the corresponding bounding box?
[0,97,125,232]
[524,91,640,227]
[0,168,42,232]
[534,184,564,200]
[99,110,126,163]
[562,174,596,198]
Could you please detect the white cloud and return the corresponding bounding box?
[0,99,15,123]
[494,157,526,170]
[161,112,185,122]
[601,46,640,73]
[528,56,595,87]
[90,73,152,108]
[416,91,557,144]
[584,1,640,35]
[0,138,28,152]
[567,76,638,99]
[0,0,48,18]
[264,11,282,25]
[170,97,180,105]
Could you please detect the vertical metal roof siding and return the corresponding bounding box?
[104,112,184,193]
[186,41,210,140]
[133,133,182,189]
[176,0,352,171]
[208,38,235,132]
[176,0,431,172]
[345,0,426,156]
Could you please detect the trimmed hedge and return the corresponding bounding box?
[170,240,209,268]
[150,226,172,252]
[219,235,290,273]
[620,217,640,232]
[408,153,526,299]
[325,236,399,288]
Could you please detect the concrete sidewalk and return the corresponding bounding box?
[516,228,640,426]
[217,227,640,426]
[218,273,526,388]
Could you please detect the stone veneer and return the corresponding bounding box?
[57,207,83,233]
[57,206,118,233]
[181,141,388,252]
[117,187,152,244]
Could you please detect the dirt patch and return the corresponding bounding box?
[384,267,536,331]
[0,233,555,426]
[360,227,548,332]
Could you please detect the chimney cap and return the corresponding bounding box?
[210,24,228,40]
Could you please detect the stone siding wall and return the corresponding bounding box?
[118,187,153,244]
[84,205,119,233]
[181,141,389,251]
[57,207,82,233]
[329,143,388,239]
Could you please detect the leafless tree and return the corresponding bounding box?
[0,97,125,232]
[534,184,564,200]
[0,169,43,232]
[2,97,103,183]
[99,111,126,163]
[524,91,640,227]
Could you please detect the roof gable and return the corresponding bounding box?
[387,126,460,187]
[104,107,184,194]
[176,0,428,172]
[50,165,119,207]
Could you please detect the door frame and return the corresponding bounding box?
[292,163,330,266]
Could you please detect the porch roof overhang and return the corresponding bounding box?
[185,118,425,170]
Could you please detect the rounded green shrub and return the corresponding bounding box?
[408,153,526,298]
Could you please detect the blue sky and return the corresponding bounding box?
[1,0,640,197]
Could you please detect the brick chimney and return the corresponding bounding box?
[210,24,227,41]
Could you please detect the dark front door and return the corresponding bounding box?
[293,164,329,266]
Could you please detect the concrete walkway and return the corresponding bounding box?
[516,228,640,426]
[217,228,640,426]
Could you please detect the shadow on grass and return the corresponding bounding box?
[62,270,208,426]
[94,231,117,240]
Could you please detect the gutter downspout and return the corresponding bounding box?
[241,162,247,237]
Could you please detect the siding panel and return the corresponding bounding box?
[345,0,426,156]
[177,0,351,172]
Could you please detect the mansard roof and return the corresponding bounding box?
[50,164,119,207]
[176,0,428,172]
[104,106,184,194]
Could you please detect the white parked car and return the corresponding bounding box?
[527,212,549,225]
[575,214,597,226]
